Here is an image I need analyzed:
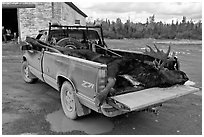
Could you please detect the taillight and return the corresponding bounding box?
[97,68,107,93]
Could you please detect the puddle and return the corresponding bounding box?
[20,133,38,135]
[2,113,21,124]
[46,109,114,134]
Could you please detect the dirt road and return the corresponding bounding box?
[2,42,202,135]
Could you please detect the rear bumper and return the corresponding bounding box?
[100,102,128,117]
[100,101,163,117]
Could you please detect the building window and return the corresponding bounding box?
[75,20,80,25]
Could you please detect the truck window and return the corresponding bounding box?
[86,30,102,45]
[69,30,83,41]
[39,32,48,43]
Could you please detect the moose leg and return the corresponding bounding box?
[94,77,116,107]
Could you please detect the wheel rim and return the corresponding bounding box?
[64,45,76,49]
[64,90,75,112]
[24,65,30,79]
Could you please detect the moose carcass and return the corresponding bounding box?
[93,45,189,106]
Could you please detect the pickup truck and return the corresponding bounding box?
[21,23,199,119]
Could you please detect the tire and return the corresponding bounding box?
[57,38,86,49]
[64,45,77,49]
[60,81,77,119]
[21,61,38,83]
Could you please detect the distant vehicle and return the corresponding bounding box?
[21,23,198,119]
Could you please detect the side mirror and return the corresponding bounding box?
[21,44,32,50]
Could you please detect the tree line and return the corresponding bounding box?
[87,15,202,40]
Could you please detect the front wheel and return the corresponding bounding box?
[60,81,77,119]
[21,61,38,83]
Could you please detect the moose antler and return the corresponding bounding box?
[143,44,172,69]
[144,44,171,60]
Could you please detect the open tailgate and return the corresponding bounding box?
[111,85,199,111]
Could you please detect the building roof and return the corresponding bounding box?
[2,3,35,8]
[65,2,88,18]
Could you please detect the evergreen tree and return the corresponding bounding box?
[89,15,202,40]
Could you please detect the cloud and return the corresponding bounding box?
[84,2,157,13]
[156,3,202,16]
[89,2,201,15]
[75,2,202,23]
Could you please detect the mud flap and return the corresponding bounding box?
[27,65,38,79]
[74,93,91,117]
[111,85,199,111]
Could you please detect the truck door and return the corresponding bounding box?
[42,51,59,90]
[26,47,44,81]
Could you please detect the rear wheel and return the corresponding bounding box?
[60,81,77,119]
[21,61,38,83]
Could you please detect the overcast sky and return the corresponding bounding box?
[74,1,202,23]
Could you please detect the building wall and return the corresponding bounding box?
[19,2,53,40]
[3,2,87,41]
[52,2,62,22]
[60,3,86,25]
